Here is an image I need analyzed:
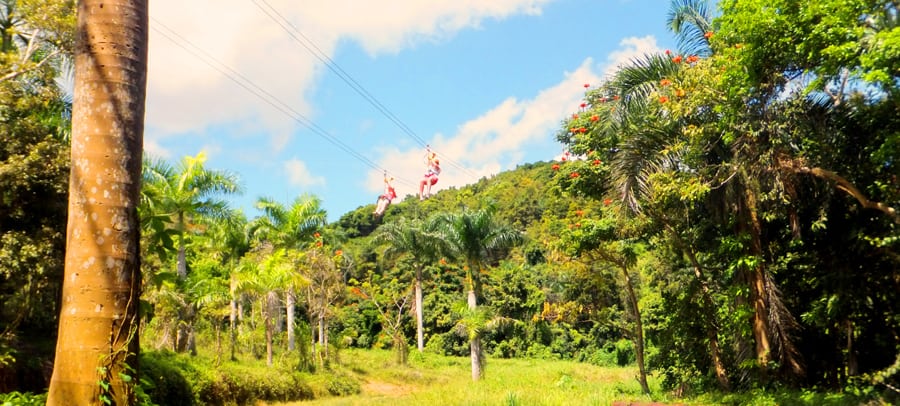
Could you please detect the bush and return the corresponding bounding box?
[141,351,194,405]
[0,391,46,406]
[614,338,634,366]
[325,371,361,396]
[140,350,315,405]
[424,334,445,355]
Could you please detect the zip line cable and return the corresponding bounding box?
[149,18,418,189]
[250,0,481,180]
[252,0,427,147]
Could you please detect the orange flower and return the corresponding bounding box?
[579,127,587,133]
[552,163,560,171]
[603,198,612,206]
[335,249,342,256]
[570,172,580,178]
[660,79,672,87]
[686,55,699,64]
[440,258,447,265]
[675,89,686,97]
[704,31,713,39]
[592,159,601,166]
[315,241,323,247]
[659,96,669,103]
[314,232,321,238]
[575,223,581,228]
[590,115,599,122]
[613,95,620,101]
[572,113,579,119]
[575,210,584,216]
[672,55,683,63]
[350,286,368,299]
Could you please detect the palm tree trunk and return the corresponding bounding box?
[744,187,772,371]
[467,270,483,381]
[621,265,650,394]
[47,0,148,403]
[230,274,237,361]
[177,232,187,279]
[287,289,296,351]
[266,291,277,367]
[415,266,424,352]
[318,314,325,346]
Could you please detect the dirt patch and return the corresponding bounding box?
[362,380,414,397]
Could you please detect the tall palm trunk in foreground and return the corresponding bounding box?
[47,0,148,404]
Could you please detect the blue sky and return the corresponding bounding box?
[145,0,676,221]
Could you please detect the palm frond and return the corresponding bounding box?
[611,122,683,213]
[668,0,714,57]
[610,53,681,112]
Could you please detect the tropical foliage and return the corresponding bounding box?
[0,0,898,404]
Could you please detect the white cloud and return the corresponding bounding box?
[143,138,172,159]
[365,35,663,198]
[145,0,556,156]
[284,158,326,187]
[603,35,664,78]
[366,58,600,198]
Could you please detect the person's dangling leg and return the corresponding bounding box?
[374,197,386,215]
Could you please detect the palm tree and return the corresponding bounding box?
[431,208,522,380]
[373,218,446,352]
[251,194,326,351]
[235,247,307,367]
[47,0,147,403]
[141,152,241,353]
[141,152,242,280]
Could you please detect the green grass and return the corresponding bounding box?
[266,349,688,406]
[258,349,882,406]
[145,343,879,406]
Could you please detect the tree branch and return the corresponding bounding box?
[0,49,61,83]
[779,157,899,224]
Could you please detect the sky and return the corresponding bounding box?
[145,0,677,221]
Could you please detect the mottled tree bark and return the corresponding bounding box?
[47,0,148,404]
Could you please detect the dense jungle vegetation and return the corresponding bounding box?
[1,0,899,404]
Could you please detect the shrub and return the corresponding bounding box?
[0,391,46,406]
[325,371,361,396]
[614,338,634,366]
[140,350,315,405]
[141,351,194,405]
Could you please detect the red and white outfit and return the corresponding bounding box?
[374,177,396,216]
[419,153,440,199]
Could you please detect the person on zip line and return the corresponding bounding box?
[418,147,440,200]
[374,173,396,217]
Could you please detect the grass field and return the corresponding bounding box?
[258,349,883,406]
[269,349,659,405]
